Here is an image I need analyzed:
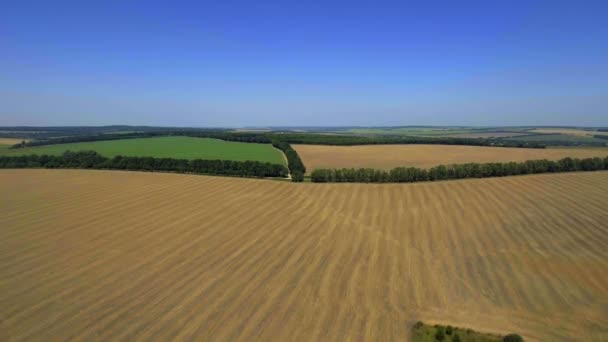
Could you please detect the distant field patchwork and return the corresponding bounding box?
[505,133,608,145]
[0,136,286,165]
[328,127,529,138]
[441,132,529,138]
[0,169,607,341]
[528,128,608,137]
[0,139,26,154]
[293,144,608,173]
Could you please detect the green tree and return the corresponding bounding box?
[503,334,524,342]
[446,325,453,335]
[291,170,304,182]
[435,326,445,341]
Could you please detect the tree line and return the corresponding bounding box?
[511,133,608,147]
[6,130,559,183]
[0,126,245,139]
[310,156,608,183]
[13,130,273,148]
[267,133,547,148]
[10,132,309,182]
[11,130,549,150]
[0,151,288,178]
[271,140,306,181]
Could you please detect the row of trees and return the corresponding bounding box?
[0,126,271,140]
[8,130,561,184]
[271,140,306,181]
[268,133,546,148]
[0,151,288,178]
[514,133,608,147]
[13,130,273,148]
[310,156,608,183]
[12,130,549,150]
[8,132,308,182]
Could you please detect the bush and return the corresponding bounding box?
[291,170,304,182]
[503,334,524,342]
[413,321,424,329]
[446,325,453,335]
[435,326,445,341]
[452,333,461,342]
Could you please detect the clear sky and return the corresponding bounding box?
[1,1,607,127]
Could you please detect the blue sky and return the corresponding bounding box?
[1,1,607,127]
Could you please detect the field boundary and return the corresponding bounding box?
[8,130,548,150]
[0,151,289,179]
[310,156,608,183]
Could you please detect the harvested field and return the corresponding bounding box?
[0,138,25,145]
[293,144,608,173]
[1,170,607,341]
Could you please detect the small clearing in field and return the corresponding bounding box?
[293,144,608,173]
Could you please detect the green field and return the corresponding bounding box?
[0,136,287,165]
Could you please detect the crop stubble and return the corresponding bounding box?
[0,169,607,341]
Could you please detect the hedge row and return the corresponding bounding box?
[0,151,288,178]
[311,156,608,183]
[271,140,306,182]
[12,131,548,150]
[268,133,546,148]
[13,130,272,148]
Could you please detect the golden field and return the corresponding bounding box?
[0,138,25,146]
[1,169,607,341]
[293,144,608,173]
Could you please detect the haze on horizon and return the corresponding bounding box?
[1,1,607,127]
